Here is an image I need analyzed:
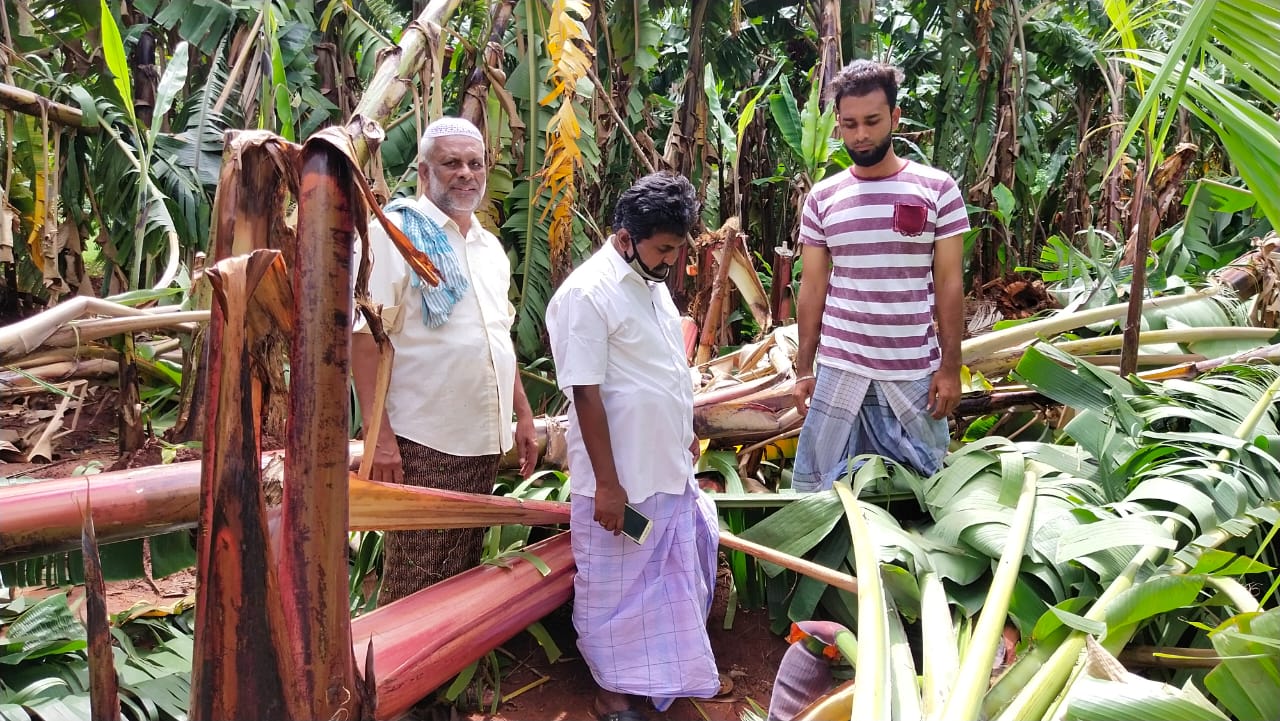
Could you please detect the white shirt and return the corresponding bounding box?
[546,241,695,502]
[354,195,516,456]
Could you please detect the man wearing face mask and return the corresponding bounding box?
[351,117,538,605]
[790,60,971,491]
[547,173,721,721]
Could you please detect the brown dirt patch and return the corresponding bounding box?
[97,567,198,619]
[1,387,202,481]
[1,388,122,479]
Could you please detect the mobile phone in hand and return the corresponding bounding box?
[622,503,653,545]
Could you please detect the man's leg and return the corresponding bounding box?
[792,366,871,492]
[871,377,950,476]
[378,437,500,606]
[571,487,719,717]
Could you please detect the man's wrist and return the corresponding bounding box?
[595,475,623,492]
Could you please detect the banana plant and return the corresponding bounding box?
[1115,0,1280,233]
[989,348,1280,721]
[768,67,841,186]
[730,340,1280,720]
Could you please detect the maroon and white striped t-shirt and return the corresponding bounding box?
[799,160,969,380]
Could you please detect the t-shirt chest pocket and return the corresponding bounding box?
[893,201,931,237]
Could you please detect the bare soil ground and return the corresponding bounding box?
[1,388,125,478]
[3,391,790,721]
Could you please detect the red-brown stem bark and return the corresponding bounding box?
[279,143,360,719]
[82,507,120,721]
[190,256,296,720]
[352,533,576,720]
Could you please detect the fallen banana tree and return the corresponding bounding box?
[7,293,1276,564]
[2,466,857,600]
[351,533,576,720]
[350,531,851,721]
[0,421,562,563]
[685,286,1276,450]
[765,345,1280,721]
[967,326,1277,378]
[691,216,772,364]
[0,296,204,365]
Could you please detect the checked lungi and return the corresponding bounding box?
[378,437,501,606]
[571,480,721,711]
[792,364,949,492]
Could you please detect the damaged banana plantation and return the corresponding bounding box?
[2,0,1280,720]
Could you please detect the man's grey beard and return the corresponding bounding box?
[429,175,485,215]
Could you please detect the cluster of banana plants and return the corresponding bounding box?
[731,341,1280,720]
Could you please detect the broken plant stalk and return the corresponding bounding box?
[357,340,395,481]
[190,251,298,721]
[80,491,120,721]
[278,140,361,719]
[353,532,575,720]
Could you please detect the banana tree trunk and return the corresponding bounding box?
[770,245,796,324]
[458,0,517,129]
[353,533,576,720]
[0,396,768,562]
[0,465,572,565]
[816,0,842,95]
[2,412,565,563]
[0,296,202,364]
[277,139,361,720]
[187,1,469,714]
[1120,149,1156,376]
[349,0,463,160]
[1101,59,1127,238]
[190,250,297,721]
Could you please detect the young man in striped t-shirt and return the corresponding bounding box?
[791,60,970,492]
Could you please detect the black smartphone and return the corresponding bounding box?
[621,503,653,545]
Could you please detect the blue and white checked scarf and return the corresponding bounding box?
[384,198,470,328]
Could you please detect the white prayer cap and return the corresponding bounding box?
[422,117,484,143]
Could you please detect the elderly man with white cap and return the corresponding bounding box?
[352,117,538,605]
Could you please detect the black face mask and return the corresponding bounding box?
[623,236,671,282]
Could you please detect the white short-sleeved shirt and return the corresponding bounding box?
[354,195,517,456]
[546,241,695,502]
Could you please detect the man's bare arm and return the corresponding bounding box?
[571,385,627,535]
[792,243,832,416]
[513,370,537,478]
[928,233,965,418]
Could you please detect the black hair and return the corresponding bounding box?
[612,172,699,243]
[830,59,905,110]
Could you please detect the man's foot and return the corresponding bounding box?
[716,671,735,697]
[592,690,648,721]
